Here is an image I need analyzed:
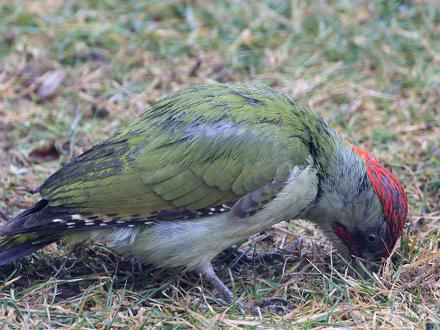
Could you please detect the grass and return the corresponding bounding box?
[0,0,439,328]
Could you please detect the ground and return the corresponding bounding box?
[0,0,439,329]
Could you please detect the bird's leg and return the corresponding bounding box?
[198,263,289,313]
[198,263,234,303]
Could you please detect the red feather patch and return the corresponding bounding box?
[351,144,408,254]
[332,222,359,256]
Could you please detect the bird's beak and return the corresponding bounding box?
[350,255,381,279]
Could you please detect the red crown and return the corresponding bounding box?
[350,144,408,254]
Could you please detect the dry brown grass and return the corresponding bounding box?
[0,0,439,328]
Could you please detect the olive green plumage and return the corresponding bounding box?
[0,83,343,272]
[37,84,335,218]
[2,83,406,311]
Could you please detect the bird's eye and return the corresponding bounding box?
[367,234,376,243]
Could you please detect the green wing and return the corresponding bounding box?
[39,84,316,220]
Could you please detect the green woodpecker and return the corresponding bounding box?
[0,84,408,309]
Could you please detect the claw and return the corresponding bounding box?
[238,297,289,314]
[198,263,290,314]
[256,297,288,306]
[264,304,289,314]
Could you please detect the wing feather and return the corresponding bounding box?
[37,84,313,226]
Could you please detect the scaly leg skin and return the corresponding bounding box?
[198,263,288,314]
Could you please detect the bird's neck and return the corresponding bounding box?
[304,137,380,229]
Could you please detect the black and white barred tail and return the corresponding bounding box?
[0,200,146,265]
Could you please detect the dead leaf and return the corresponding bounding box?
[91,105,110,118]
[29,143,60,162]
[189,57,202,77]
[37,70,66,100]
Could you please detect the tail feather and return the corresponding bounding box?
[0,200,60,265]
[1,199,56,234]
[0,232,58,266]
[0,238,55,266]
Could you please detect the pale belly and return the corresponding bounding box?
[65,165,318,270]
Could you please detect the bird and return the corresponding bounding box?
[0,83,408,310]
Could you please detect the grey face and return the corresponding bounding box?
[333,219,390,260]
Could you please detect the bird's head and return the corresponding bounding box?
[307,144,408,262]
[334,145,408,261]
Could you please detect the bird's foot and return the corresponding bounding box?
[237,297,289,314]
[198,263,289,314]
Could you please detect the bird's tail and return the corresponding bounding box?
[0,200,59,266]
[0,232,57,266]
